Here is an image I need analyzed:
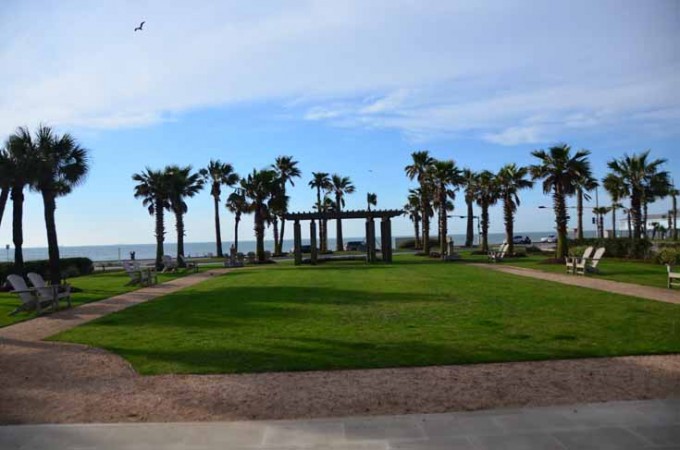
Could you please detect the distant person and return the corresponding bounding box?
[130,251,136,260]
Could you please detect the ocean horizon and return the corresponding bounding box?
[5,230,598,263]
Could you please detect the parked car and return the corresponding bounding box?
[513,235,532,245]
[540,235,557,243]
[345,241,367,251]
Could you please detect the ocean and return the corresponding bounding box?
[7,230,598,263]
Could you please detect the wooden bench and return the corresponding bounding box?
[667,265,680,289]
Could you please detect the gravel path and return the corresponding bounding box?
[475,263,680,305]
[0,266,678,425]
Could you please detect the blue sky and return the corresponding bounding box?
[1,0,678,247]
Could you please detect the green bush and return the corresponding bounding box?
[570,238,652,259]
[656,248,680,266]
[397,238,439,249]
[0,257,94,283]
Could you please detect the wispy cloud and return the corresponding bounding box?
[1,0,678,144]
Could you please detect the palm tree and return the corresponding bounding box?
[603,173,627,239]
[0,150,10,231]
[308,172,332,252]
[272,156,301,255]
[530,145,590,259]
[241,169,278,262]
[593,206,611,239]
[497,163,533,256]
[642,171,671,237]
[226,188,248,252]
[32,126,90,284]
[405,151,435,255]
[166,165,204,267]
[268,185,289,255]
[607,151,669,241]
[133,168,171,270]
[461,169,477,247]
[670,186,678,241]
[429,160,462,258]
[330,174,355,251]
[574,168,598,240]
[366,192,377,211]
[404,189,422,249]
[199,160,239,258]
[474,170,499,253]
[4,127,36,271]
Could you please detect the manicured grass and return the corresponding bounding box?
[52,256,680,375]
[0,266,215,328]
[463,250,670,288]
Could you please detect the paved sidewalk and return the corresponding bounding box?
[1,399,678,449]
[0,268,230,342]
[475,263,680,305]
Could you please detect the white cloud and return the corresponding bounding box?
[0,0,678,143]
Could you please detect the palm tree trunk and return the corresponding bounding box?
[272,217,280,255]
[631,190,642,240]
[11,185,24,272]
[554,187,568,259]
[481,203,490,253]
[255,206,265,262]
[576,189,584,240]
[503,196,514,256]
[439,191,447,259]
[611,206,617,239]
[175,210,185,267]
[41,191,61,285]
[465,199,474,247]
[673,194,678,241]
[627,210,632,239]
[415,217,421,249]
[421,191,430,255]
[336,193,343,251]
[278,215,286,254]
[154,198,165,271]
[0,186,9,230]
[234,216,240,252]
[642,199,649,239]
[213,195,223,258]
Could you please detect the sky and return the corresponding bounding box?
[0,0,679,247]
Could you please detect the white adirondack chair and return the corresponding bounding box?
[6,274,56,315]
[162,255,178,273]
[488,242,508,263]
[575,247,606,275]
[667,265,680,289]
[566,246,594,274]
[27,272,72,309]
[123,260,157,286]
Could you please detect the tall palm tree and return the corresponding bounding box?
[241,169,278,262]
[33,126,90,284]
[404,189,422,249]
[330,174,355,251]
[405,151,435,255]
[670,186,678,241]
[226,188,249,252]
[272,156,301,255]
[607,151,669,241]
[642,171,671,237]
[530,145,590,259]
[268,185,289,255]
[603,173,627,238]
[430,160,463,258]
[574,168,598,240]
[133,168,171,270]
[166,165,204,267]
[592,206,611,239]
[366,192,377,211]
[308,172,331,252]
[0,150,10,231]
[461,168,478,247]
[474,170,499,253]
[199,160,239,258]
[497,163,533,256]
[4,127,36,271]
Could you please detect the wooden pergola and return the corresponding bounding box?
[283,209,403,265]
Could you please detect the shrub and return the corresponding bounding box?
[0,257,94,283]
[569,238,652,259]
[397,238,440,249]
[656,248,680,266]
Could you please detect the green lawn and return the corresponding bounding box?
[0,267,215,328]
[52,256,680,375]
[463,251,670,288]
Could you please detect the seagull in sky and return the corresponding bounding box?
[134,21,145,32]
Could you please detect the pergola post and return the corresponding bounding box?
[382,217,393,263]
[293,220,302,265]
[310,220,318,265]
[366,217,376,262]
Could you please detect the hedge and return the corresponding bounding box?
[397,238,440,249]
[569,238,652,259]
[0,257,94,283]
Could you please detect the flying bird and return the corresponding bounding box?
[134,21,145,32]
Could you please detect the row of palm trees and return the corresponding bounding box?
[404,146,674,260]
[0,126,90,284]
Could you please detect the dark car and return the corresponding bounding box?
[345,241,367,251]
[513,235,532,245]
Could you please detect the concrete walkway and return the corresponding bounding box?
[0,268,230,342]
[476,263,680,305]
[1,399,678,449]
